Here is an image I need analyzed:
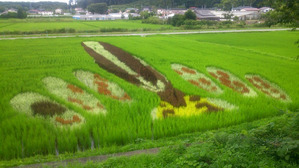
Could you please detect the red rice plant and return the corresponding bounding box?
[261,89,270,95]
[111,95,120,100]
[181,67,196,74]
[280,94,287,100]
[270,88,280,94]
[233,81,245,88]
[97,102,105,109]
[253,76,263,83]
[68,97,83,105]
[188,80,200,86]
[246,77,254,83]
[174,70,183,75]
[217,70,229,79]
[72,115,81,123]
[209,72,218,79]
[219,76,232,86]
[162,109,175,118]
[241,87,250,94]
[83,105,93,110]
[94,74,107,81]
[67,84,83,94]
[253,83,262,89]
[97,86,112,95]
[56,117,72,125]
[121,93,131,100]
[195,102,224,112]
[160,103,166,107]
[261,81,271,89]
[94,81,109,88]
[189,95,200,101]
[198,78,211,86]
[55,115,81,125]
[211,86,217,91]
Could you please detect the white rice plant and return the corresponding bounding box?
[43,76,106,115]
[10,92,85,128]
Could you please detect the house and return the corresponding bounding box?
[232,11,260,20]
[38,11,53,16]
[55,9,63,14]
[195,10,220,21]
[259,7,273,13]
[27,9,39,14]
[74,8,86,14]
[125,8,138,13]
[157,9,187,19]
[142,6,151,12]
[231,6,252,11]
[241,8,259,12]
[8,8,17,13]
[73,13,134,20]
[210,10,260,21]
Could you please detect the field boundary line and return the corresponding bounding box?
[0,28,297,40]
[14,148,160,168]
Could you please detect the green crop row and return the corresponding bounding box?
[0,31,298,160]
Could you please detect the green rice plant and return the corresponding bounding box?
[0,31,298,160]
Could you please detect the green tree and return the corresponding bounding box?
[264,0,299,27]
[17,8,27,19]
[87,3,107,14]
[170,14,185,26]
[184,9,196,20]
[0,6,5,13]
[140,11,154,19]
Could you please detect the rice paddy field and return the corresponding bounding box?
[0,18,173,34]
[0,30,298,160]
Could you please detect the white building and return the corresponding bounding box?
[38,11,54,16]
[55,9,63,14]
[259,7,273,13]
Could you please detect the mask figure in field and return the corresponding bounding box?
[82,41,186,107]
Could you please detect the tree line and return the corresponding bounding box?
[76,0,284,9]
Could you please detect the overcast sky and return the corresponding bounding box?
[0,0,69,4]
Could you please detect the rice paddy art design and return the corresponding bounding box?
[151,95,237,119]
[171,64,223,94]
[82,41,239,120]
[245,74,291,102]
[207,67,257,97]
[42,77,106,115]
[10,92,85,127]
[82,41,186,107]
[74,70,131,102]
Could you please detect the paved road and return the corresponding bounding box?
[0,28,296,40]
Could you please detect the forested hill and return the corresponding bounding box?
[0,2,68,11]
[0,0,281,11]
[77,0,277,9]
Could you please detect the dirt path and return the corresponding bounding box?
[15,148,160,168]
[0,28,296,40]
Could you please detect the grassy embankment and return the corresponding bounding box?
[0,18,174,35]
[0,31,298,161]
[56,111,299,168]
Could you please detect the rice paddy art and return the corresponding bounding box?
[245,74,291,102]
[81,41,237,120]
[171,64,223,94]
[42,77,106,115]
[74,70,131,102]
[207,67,257,97]
[82,41,186,107]
[151,95,237,119]
[10,92,84,127]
